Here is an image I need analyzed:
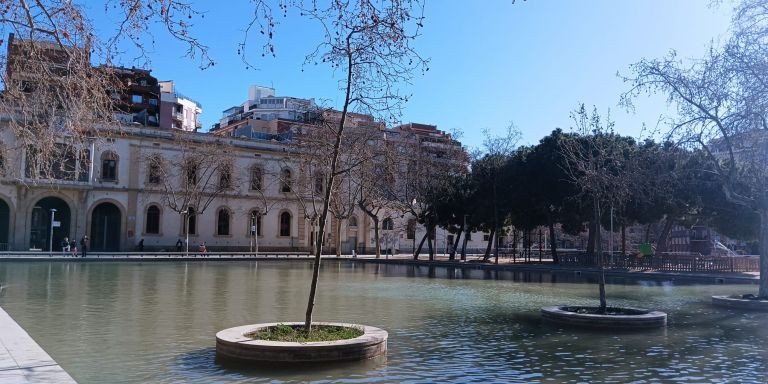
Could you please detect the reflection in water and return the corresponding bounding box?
[0,260,766,384]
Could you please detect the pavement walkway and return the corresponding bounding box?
[0,307,76,384]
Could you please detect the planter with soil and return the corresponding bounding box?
[712,294,768,311]
[216,322,387,363]
[541,305,667,329]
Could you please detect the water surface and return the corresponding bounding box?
[0,261,765,383]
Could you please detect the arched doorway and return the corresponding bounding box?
[30,197,71,251]
[91,202,121,252]
[0,199,9,251]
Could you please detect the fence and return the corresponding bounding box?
[0,251,312,260]
[558,251,760,273]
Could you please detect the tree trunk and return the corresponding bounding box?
[427,225,434,261]
[414,231,428,260]
[655,217,675,254]
[538,228,543,263]
[460,230,469,261]
[304,44,354,334]
[449,229,462,260]
[483,228,496,261]
[586,218,596,259]
[548,220,558,264]
[621,223,626,256]
[512,229,518,262]
[759,209,768,299]
[644,223,652,243]
[335,218,342,257]
[595,197,607,312]
[373,218,381,259]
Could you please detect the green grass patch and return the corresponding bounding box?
[244,324,364,342]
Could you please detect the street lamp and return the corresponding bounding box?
[251,212,259,255]
[181,209,189,256]
[48,208,57,255]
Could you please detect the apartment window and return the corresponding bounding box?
[279,212,291,237]
[349,216,358,228]
[101,151,118,181]
[145,205,161,234]
[132,94,142,103]
[382,218,394,231]
[280,169,292,193]
[148,98,158,106]
[250,166,263,191]
[466,232,472,241]
[217,209,230,236]
[483,234,490,241]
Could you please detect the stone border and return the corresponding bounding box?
[216,322,387,363]
[0,307,77,383]
[541,306,667,329]
[712,295,768,311]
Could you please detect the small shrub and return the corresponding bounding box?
[245,324,364,342]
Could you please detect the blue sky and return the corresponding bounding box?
[90,1,733,150]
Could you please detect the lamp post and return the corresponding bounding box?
[48,208,57,255]
[251,212,259,255]
[181,209,189,256]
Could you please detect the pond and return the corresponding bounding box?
[0,261,765,383]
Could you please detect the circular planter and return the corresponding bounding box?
[216,322,387,363]
[712,295,768,311]
[541,306,667,329]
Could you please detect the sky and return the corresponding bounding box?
[88,0,734,150]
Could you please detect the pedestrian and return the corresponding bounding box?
[176,239,183,252]
[198,242,207,253]
[137,238,144,252]
[70,239,77,257]
[61,237,70,254]
[80,235,88,258]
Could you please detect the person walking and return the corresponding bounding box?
[137,238,144,253]
[176,239,183,252]
[70,239,77,257]
[80,235,88,258]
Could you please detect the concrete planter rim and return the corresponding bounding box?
[541,305,667,328]
[712,295,768,310]
[217,322,385,347]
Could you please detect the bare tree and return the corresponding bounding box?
[0,0,212,184]
[622,0,768,299]
[145,133,238,253]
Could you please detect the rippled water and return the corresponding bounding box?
[0,261,766,383]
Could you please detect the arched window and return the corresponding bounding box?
[219,165,232,189]
[186,207,196,235]
[250,166,263,191]
[348,216,358,228]
[280,169,292,193]
[249,210,262,236]
[217,208,230,235]
[147,159,162,185]
[406,219,416,240]
[185,161,198,186]
[382,217,394,230]
[279,211,291,237]
[101,151,118,181]
[145,205,161,234]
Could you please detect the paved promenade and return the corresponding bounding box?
[0,307,76,384]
